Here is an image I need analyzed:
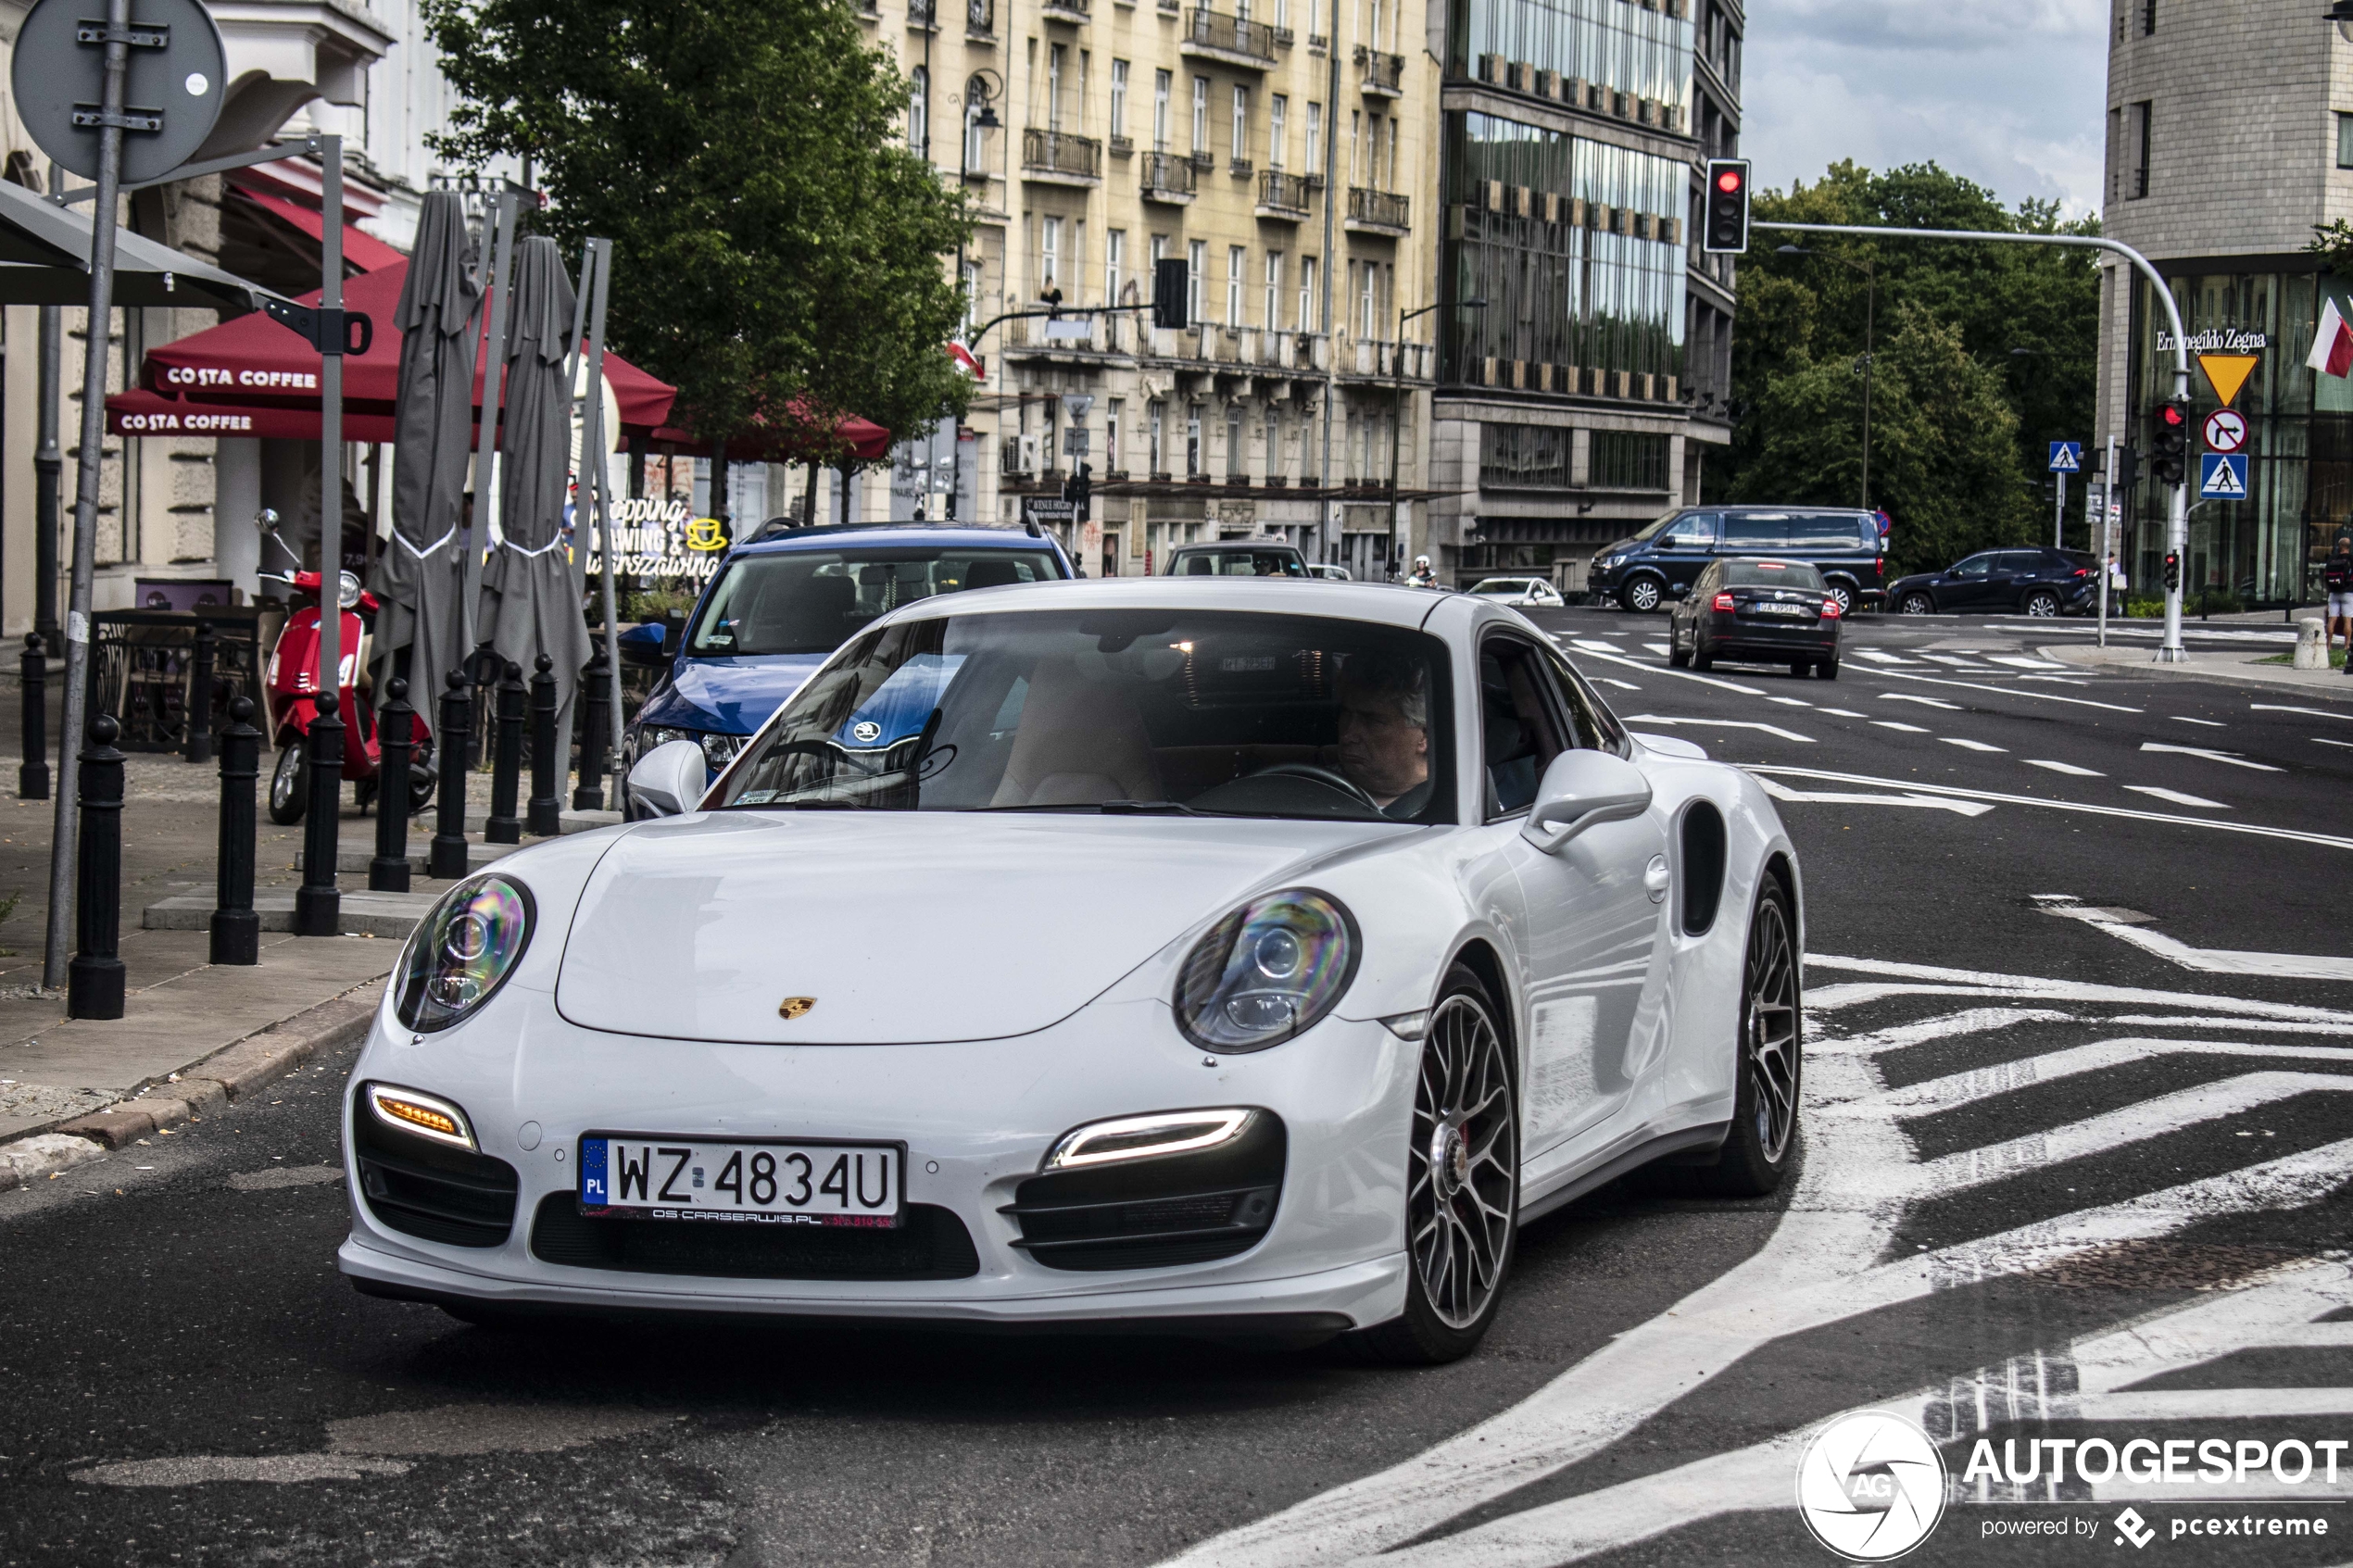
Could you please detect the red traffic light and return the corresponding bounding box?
[1715,168,1743,194]
[2158,403,2186,428]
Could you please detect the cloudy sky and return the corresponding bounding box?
[1741,0,2109,216]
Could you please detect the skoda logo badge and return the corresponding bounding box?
[778,997,817,1020]
[851,721,883,743]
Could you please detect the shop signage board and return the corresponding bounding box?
[575,497,728,582]
[2197,453,2247,500]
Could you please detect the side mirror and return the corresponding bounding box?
[616,623,668,669]
[626,739,708,820]
[1520,750,1654,855]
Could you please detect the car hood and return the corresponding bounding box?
[553,810,1407,1045]
[636,653,830,736]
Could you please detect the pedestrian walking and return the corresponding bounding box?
[2326,533,2353,670]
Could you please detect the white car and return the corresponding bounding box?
[340,580,1802,1363]
[1308,563,1353,581]
[1469,576,1565,607]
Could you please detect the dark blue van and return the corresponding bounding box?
[1590,507,1887,616]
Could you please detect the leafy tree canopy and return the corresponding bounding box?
[1711,161,2101,575]
[422,0,975,465]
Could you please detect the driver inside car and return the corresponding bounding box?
[1335,653,1431,819]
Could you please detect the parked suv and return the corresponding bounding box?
[1887,548,2099,617]
[1591,508,1886,615]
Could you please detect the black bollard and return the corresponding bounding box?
[371,678,415,893]
[430,671,472,880]
[68,712,126,1020]
[485,660,525,846]
[527,654,560,837]
[295,688,344,936]
[183,621,217,764]
[573,649,610,811]
[19,633,47,800]
[209,695,261,966]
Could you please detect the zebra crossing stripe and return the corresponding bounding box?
[1875,1037,2353,1113]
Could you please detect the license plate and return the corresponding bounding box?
[578,1135,903,1228]
[1753,602,1812,617]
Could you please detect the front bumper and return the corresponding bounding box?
[338,985,1416,1331]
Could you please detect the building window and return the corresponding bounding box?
[1041,215,1062,293]
[1359,260,1376,338]
[1154,69,1172,149]
[1265,251,1283,327]
[1232,86,1250,163]
[1149,400,1165,472]
[1188,238,1207,324]
[1048,44,1067,131]
[1108,397,1125,471]
[1106,228,1126,304]
[2140,0,2155,35]
[1478,423,1571,489]
[1299,255,1317,332]
[960,258,984,333]
[909,68,929,152]
[1227,411,1245,477]
[1187,403,1203,474]
[1270,94,1288,168]
[2130,100,2152,198]
[1590,431,1671,492]
[1111,59,1129,138]
[2338,112,2353,170]
[1193,75,1211,155]
[1306,102,1322,173]
[1227,245,1246,326]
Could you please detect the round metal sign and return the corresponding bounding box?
[11,0,226,185]
[2203,408,2247,455]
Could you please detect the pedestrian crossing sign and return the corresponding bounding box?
[2046,441,2082,472]
[2198,452,2248,499]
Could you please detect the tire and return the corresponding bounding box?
[268,742,308,825]
[1687,881,1802,1197]
[1342,965,1518,1366]
[1622,575,1665,614]
[1691,641,1715,671]
[1899,593,1934,616]
[1815,655,1841,681]
[1824,583,1854,617]
[1668,633,1691,669]
[2023,590,2060,618]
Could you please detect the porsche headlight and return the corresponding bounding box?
[1173,888,1358,1051]
[394,873,535,1033]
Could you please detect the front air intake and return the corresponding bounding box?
[1003,1112,1287,1271]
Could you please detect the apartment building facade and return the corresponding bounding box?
[1421,0,1739,589]
[864,0,1441,578]
[2098,0,2353,604]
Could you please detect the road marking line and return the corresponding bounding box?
[1816,708,1865,717]
[1942,737,2006,752]
[1641,642,1671,657]
[1855,649,1918,664]
[2032,894,2353,981]
[1875,667,2143,714]
[2141,741,2278,771]
[2171,715,2227,728]
[1870,721,1929,733]
[1563,644,1767,696]
[1767,696,1813,707]
[1876,1037,2353,1113]
[2021,759,2103,776]
[1803,953,2353,1023]
[1571,639,1626,655]
[1988,654,2068,671]
[1922,654,1995,669]
[1623,714,1814,744]
[1753,777,1992,815]
[2318,736,2353,749]
[1881,691,1964,710]
[1816,1006,2076,1056]
[1745,765,2353,848]
[1593,676,1641,691]
[2016,674,2092,685]
[2252,703,2353,721]
[2120,784,2231,808]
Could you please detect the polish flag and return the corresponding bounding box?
[2309,298,2353,378]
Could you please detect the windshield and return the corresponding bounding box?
[1626,510,1683,543]
[709,608,1453,823]
[1172,548,1308,578]
[1721,560,1827,589]
[1470,579,1531,595]
[685,547,1064,657]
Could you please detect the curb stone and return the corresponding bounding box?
[0,1133,107,1193]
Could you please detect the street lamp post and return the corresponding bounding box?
[1389,297,1486,580]
[1777,245,1876,511]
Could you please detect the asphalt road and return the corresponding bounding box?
[4,607,2351,1568]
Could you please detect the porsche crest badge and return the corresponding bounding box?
[778,997,817,1020]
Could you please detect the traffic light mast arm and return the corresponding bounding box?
[1755,220,2194,662]
[963,302,1157,348]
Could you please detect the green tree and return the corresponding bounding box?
[422,0,975,469]
[1712,161,2100,571]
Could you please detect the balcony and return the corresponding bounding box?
[964,0,995,36]
[1041,0,1089,21]
[1255,169,1311,220]
[1181,8,1276,68]
[1023,127,1103,186]
[1228,157,1253,178]
[1355,45,1404,97]
[1140,150,1197,203]
[1345,187,1409,235]
[1108,133,1134,157]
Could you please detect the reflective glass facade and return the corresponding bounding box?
[1448,0,1692,109]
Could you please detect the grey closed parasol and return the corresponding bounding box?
[478,234,592,740]
[371,189,480,699]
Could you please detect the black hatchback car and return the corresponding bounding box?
[1668,558,1843,678]
[1887,548,2098,617]
[1592,507,1886,615]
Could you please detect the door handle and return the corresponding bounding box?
[1643,854,1671,904]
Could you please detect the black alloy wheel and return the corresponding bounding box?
[1623,575,1664,613]
[1688,880,1802,1196]
[1899,592,1934,616]
[268,742,308,825]
[1345,964,1518,1365]
[2023,590,2061,617]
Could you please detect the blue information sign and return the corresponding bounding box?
[2198,453,2248,499]
[2046,441,2082,472]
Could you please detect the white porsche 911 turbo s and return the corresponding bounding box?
[340,579,1802,1363]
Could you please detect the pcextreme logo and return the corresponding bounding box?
[1795,1410,1948,1562]
[2115,1507,2156,1549]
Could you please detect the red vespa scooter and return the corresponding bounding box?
[260,562,437,825]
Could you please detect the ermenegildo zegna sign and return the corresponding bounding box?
[2157,329,2269,353]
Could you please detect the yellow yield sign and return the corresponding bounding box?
[2197,352,2259,408]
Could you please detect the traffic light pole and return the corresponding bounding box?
[1758,222,2193,661]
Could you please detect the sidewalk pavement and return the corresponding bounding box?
[0,671,623,1180]
[2041,641,2353,699]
